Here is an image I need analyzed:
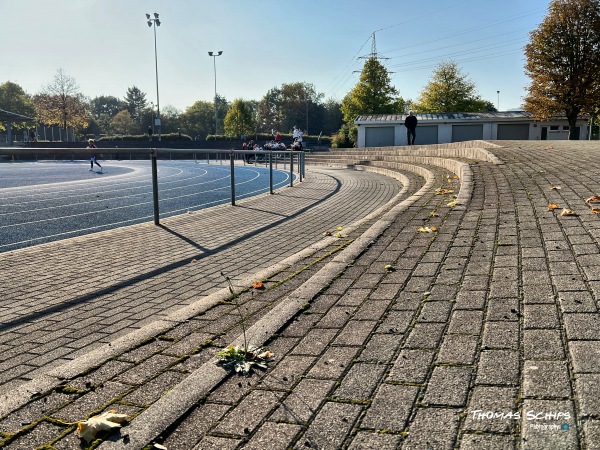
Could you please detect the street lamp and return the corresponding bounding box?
[208,50,223,137]
[497,90,500,111]
[146,12,161,141]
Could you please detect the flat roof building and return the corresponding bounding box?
[355,111,590,148]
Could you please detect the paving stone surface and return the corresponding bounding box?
[1,141,600,449]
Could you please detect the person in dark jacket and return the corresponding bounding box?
[404,110,418,145]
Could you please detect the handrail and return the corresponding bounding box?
[0,147,306,226]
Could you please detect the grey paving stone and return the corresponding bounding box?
[359,334,401,363]
[482,321,519,350]
[346,432,402,450]
[387,349,436,384]
[360,383,418,432]
[574,374,600,417]
[416,301,453,323]
[523,360,571,398]
[333,363,387,402]
[569,341,600,373]
[476,350,520,386]
[459,434,515,449]
[161,403,230,450]
[377,309,414,334]
[447,310,484,334]
[563,313,600,340]
[403,323,446,349]
[333,320,377,346]
[523,329,565,359]
[243,421,302,450]
[436,334,479,364]
[191,435,241,449]
[486,297,520,321]
[292,328,338,356]
[297,402,363,450]
[270,378,335,424]
[423,365,473,406]
[454,290,487,310]
[583,419,600,450]
[463,386,518,433]
[307,346,359,380]
[401,407,461,449]
[213,390,282,436]
[523,304,560,329]
[521,399,577,449]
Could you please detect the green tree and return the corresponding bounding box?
[224,99,255,139]
[179,100,215,140]
[124,86,148,128]
[524,0,600,139]
[340,57,399,125]
[412,61,492,113]
[321,98,344,136]
[91,95,126,135]
[0,81,36,131]
[110,110,136,135]
[35,69,90,135]
[257,82,325,136]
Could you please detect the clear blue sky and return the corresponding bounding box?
[2,0,551,113]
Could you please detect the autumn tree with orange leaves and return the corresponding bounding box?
[524,0,600,139]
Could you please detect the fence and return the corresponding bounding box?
[0,147,306,226]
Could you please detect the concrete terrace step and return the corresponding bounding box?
[0,154,468,449]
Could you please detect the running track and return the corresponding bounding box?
[0,160,291,252]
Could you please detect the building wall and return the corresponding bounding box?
[356,118,589,148]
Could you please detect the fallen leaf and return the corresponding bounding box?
[430,226,438,232]
[591,208,600,214]
[435,188,454,195]
[454,175,460,180]
[429,211,439,217]
[418,226,436,233]
[324,230,332,236]
[545,145,554,150]
[154,444,168,450]
[549,186,561,190]
[336,226,343,231]
[384,264,395,272]
[586,196,600,204]
[548,204,560,210]
[560,208,576,216]
[77,410,128,443]
[253,281,264,289]
[447,201,459,207]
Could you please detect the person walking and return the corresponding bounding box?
[404,110,418,146]
[88,139,103,171]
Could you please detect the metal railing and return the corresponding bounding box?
[0,147,306,225]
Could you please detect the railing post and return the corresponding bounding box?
[299,152,303,182]
[290,152,294,187]
[269,151,273,194]
[151,149,160,225]
[230,150,236,206]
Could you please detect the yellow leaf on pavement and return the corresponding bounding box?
[548,204,560,210]
[77,410,128,443]
[559,208,576,216]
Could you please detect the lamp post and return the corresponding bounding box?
[497,90,500,111]
[146,13,161,141]
[208,50,223,137]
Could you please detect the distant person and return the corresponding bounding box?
[405,110,417,146]
[87,139,102,171]
[293,126,298,142]
[297,128,304,150]
[275,132,281,143]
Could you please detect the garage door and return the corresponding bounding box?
[415,125,438,145]
[497,124,530,140]
[452,124,483,142]
[365,126,394,147]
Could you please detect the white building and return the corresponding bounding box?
[355,111,590,148]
